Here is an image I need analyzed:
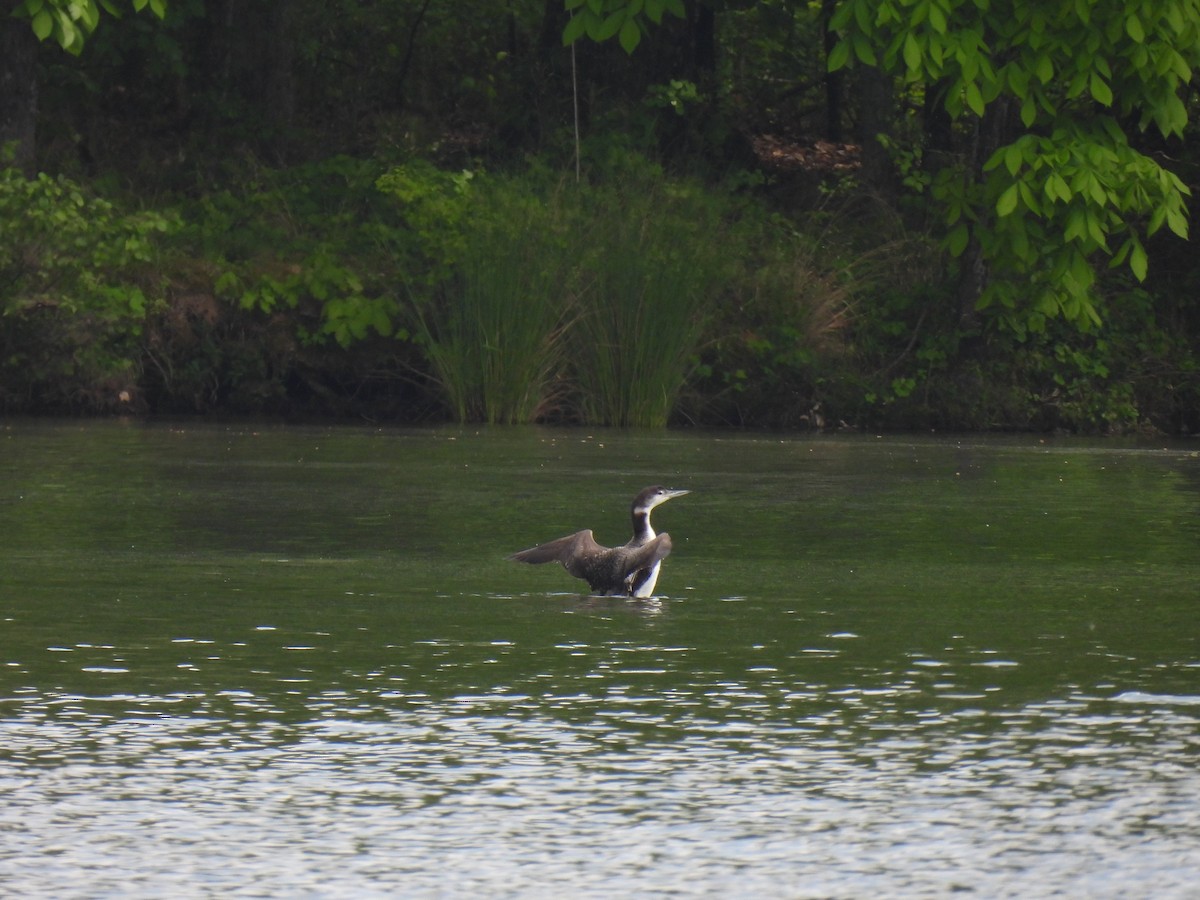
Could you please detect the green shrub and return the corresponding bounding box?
[0,167,176,411]
[190,156,409,350]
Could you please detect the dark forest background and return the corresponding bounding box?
[2,0,1199,433]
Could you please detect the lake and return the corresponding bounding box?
[1,420,1198,897]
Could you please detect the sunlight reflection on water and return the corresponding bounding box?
[2,661,1199,898]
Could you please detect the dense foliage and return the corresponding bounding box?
[1,0,1198,432]
[829,0,1196,331]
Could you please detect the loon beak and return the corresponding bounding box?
[651,489,690,508]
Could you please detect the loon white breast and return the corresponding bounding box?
[508,485,691,598]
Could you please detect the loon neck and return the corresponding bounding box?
[631,509,656,544]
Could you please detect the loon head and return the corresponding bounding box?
[632,485,691,516]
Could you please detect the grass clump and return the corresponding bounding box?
[571,178,728,427]
[396,163,734,426]
[405,176,575,424]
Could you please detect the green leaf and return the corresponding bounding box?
[1020,96,1038,127]
[1006,64,1030,100]
[996,183,1019,216]
[584,10,605,40]
[618,17,641,54]
[853,0,871,32]
[828,39,850,72]
[1148,204,1167,235]
[55,11,80,52]
[1018,179,1040,214]
[965,81,985,116]
[1004,143,1023,176]
[852,34,877,66]
[80,1,100,31]
[1166,205,1189,239]
[1126,14,1145,43]
[945,223,970,257]
[903,33,922,71]
[1089,71,1113,106]
[1157,94,1188,138]
[1129,240,1148,281]
[1064,208,1086,242]
[1170,50,1192,82]
[1072,250,1095,289]
[927,34,944,67]
[828,0,851,29]
[928,3,947,33]
[1085,213,1109,250]
[562,12,588,45]
[1010,223,1030,262]
[31,8,53,39]
[214,270,240,297]
[1046,172,1071,203]
[1035,55,1053,83]
[595,9,624,41]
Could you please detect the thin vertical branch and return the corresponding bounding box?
[396,0,435,112]
[571,38,580,182]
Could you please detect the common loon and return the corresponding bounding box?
[508,486,691,598]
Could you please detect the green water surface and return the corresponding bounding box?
[1,421,1197,897]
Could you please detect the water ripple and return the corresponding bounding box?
[1,675,1198,898]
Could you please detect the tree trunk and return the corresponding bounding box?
[855,67,894,193]
[822,0,843,142]
[537,0,566,59]
[691,4,716,81]
[956,96,1018,326]
[922,79,953,156]
[394,0,434,115]
[0,17,38,174]
[261,2,296,155]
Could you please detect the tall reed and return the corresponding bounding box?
[570,180,726,427]
[416,187,573,424]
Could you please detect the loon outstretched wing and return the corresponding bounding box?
[509,530,673,595]
[508,529,604,566]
